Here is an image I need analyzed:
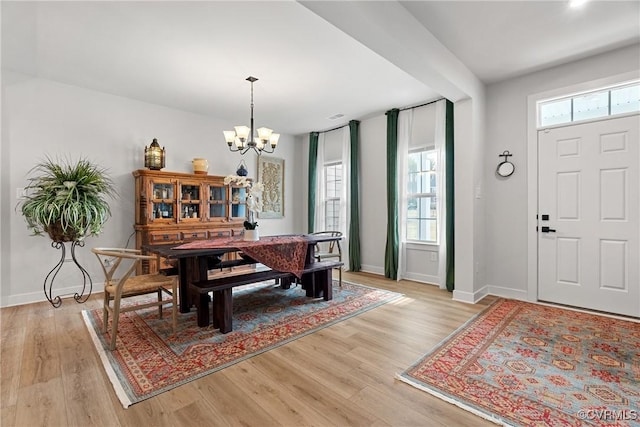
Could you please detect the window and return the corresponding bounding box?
[538,82,639,127]
[407,148,437,243]
[324,162,342,231]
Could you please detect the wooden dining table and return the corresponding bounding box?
[142,233,341,315]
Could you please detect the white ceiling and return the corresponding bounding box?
[2,1,639,136]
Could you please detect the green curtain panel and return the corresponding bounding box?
[445,100,455,291]
[348,120,361,272]
[308,132,319,233]
[384,109,400,280]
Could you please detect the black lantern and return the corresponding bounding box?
[144,138,165,170]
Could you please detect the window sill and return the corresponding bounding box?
[405,241,439,251]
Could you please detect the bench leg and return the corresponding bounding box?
[213,288,233,334]
[196,293,210,327]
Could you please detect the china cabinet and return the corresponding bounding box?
[133,169,249,273]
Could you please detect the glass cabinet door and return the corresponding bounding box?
[150,180,176,221]
[207,184,228,222]
[179,182,202,220]
[230,186,247,220]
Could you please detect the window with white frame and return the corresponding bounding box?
[407,148,437,243]
[538,82,639,127]
[324,162,342,231]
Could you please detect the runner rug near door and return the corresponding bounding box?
[83,280,400,408]
[398,299,640,427]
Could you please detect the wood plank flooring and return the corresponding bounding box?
[1,272,497,427]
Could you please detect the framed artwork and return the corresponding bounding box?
[257,156,284,219]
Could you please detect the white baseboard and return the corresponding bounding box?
[453,284,530,305]
[453,285,488,304]
[486,284,529,301]
[402,272,440,286]
[360,264,385,276]
[2,283,103,308]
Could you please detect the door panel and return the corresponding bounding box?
[538,114,639,317]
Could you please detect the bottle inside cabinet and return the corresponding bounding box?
[154,202,174,219]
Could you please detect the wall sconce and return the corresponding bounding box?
[144,138,165,170]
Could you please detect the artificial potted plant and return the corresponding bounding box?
[224,175,264,241]
[19,156,117,242]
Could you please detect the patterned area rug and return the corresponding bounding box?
[398,299,640,427]
[83,280,400,408]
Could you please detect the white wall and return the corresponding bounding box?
[359,115,388,275]
[484,43,640,301]
[1,72,302,307]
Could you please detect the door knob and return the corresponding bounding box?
[541,226,556,233]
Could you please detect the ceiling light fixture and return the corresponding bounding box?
[569,0,588,8]
[223,76,279,156]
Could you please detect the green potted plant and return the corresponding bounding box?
[19,156,117,242]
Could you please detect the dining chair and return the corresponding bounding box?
[311,231,343,287]
[92,248,178,350]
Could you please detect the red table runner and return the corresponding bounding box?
[174,235,309,278]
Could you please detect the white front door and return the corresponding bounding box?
[538,114,639,317]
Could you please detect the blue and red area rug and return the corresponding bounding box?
[83,280,400,408]
[398,299,640,426]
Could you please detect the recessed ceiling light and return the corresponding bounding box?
[569,0,588,8]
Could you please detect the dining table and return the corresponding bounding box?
[142,233,341,314]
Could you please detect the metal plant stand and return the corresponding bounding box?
[44,240,93,307]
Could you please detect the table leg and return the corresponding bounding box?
[195,256,213,326]
[280,276,293,289]
[311,271,325,298]
[178,258,190,313]
[302,272,314,297]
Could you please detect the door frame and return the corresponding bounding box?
[525,71,639,304]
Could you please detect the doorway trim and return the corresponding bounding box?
[526,70,640,304]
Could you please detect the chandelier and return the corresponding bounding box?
[223,76,279,155]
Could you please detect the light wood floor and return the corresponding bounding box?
[1,271,498,427]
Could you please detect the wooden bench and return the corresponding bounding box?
[190,260,343,332]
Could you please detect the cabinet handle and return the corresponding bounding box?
[163,235,169,239]
[192,233,198,237]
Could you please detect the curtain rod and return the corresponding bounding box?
[315,123,348,135]
[314,97,445,134]
[399,97,445,112]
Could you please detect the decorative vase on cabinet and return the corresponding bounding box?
[192,158,209,175]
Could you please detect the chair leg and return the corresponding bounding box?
[170,279,178,333]
[102,292,110,333]
[338,266,342,287]
[109,294,122,351]
[157,288,163,319]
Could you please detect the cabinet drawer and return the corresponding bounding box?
[209,229,232,239]
[149,231,181,243]
[182,230,208,240]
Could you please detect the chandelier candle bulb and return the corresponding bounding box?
[234,126,250,140]
[223,131,236,146]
